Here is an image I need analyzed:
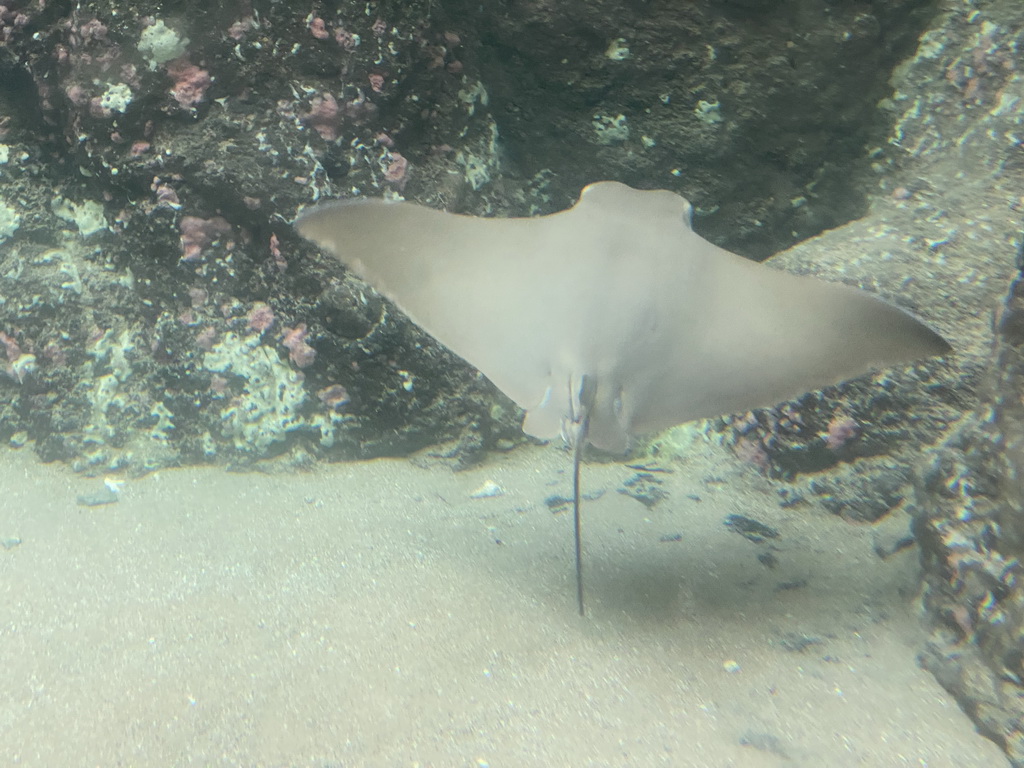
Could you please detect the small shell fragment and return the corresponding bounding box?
[470,480,504,499]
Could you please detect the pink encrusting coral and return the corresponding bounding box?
[194,326,217,351]
[179,215,233,261]
[77,18,108,42]
[226,18,254,41]
[0,4,30,43]
[281,324,316,368]
[308,17,329,40]
[247,302,275,333]
[383,152,409,190]
[187,286,208,307]
[334,27,358,51]
[0,330,36,384]
[166,58,212,108]
[302,93,341,141]
[300,91,380,141]
[824,413,860,450]
[317,384,350,409]
[733,434,771,473]
[0,330,21,361]
[269,233,286,272]
[151,178,181,209]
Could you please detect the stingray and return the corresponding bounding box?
[295,181,950,614]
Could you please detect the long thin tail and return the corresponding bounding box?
[563,374,596,616]
[573,434,585,615]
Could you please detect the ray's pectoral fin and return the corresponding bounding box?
[521,384,564,442]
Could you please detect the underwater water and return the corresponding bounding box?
[2,0,1023,764]
[0,438,1006,766]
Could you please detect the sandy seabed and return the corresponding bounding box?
[0,433,1006,767]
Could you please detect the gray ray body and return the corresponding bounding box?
[295,181,951,613]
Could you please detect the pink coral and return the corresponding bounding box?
[317,384,350,409]
[383,152,409,190]
[195,326,217,351]
[0,330,34,384]
[64,84,89,106]
[88,95,111,119]
[42,342,66,366]
[824,414,860,451]
[188,287,208,307]
[247,302,275,333]
[227,18,254,41]
[733,434,770,473]
[282,324,316,368]
[299,93,380,138]
[302,93,341,141]
[0,330,21,361]
[166,59,212,108]
[151,179,181,209]
[309,17,329,40]
[78,19,108,42]
[269,233,286,272]
[179,215,233,261]
[334,27,358,51]
[0,4,29,42]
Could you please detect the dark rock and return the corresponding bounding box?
[447,0,937,259]
[724,513,780,543]
[0,0,1013,495]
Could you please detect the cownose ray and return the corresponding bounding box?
[295,181,951,615]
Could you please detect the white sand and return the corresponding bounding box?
[0,438,1005,767]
